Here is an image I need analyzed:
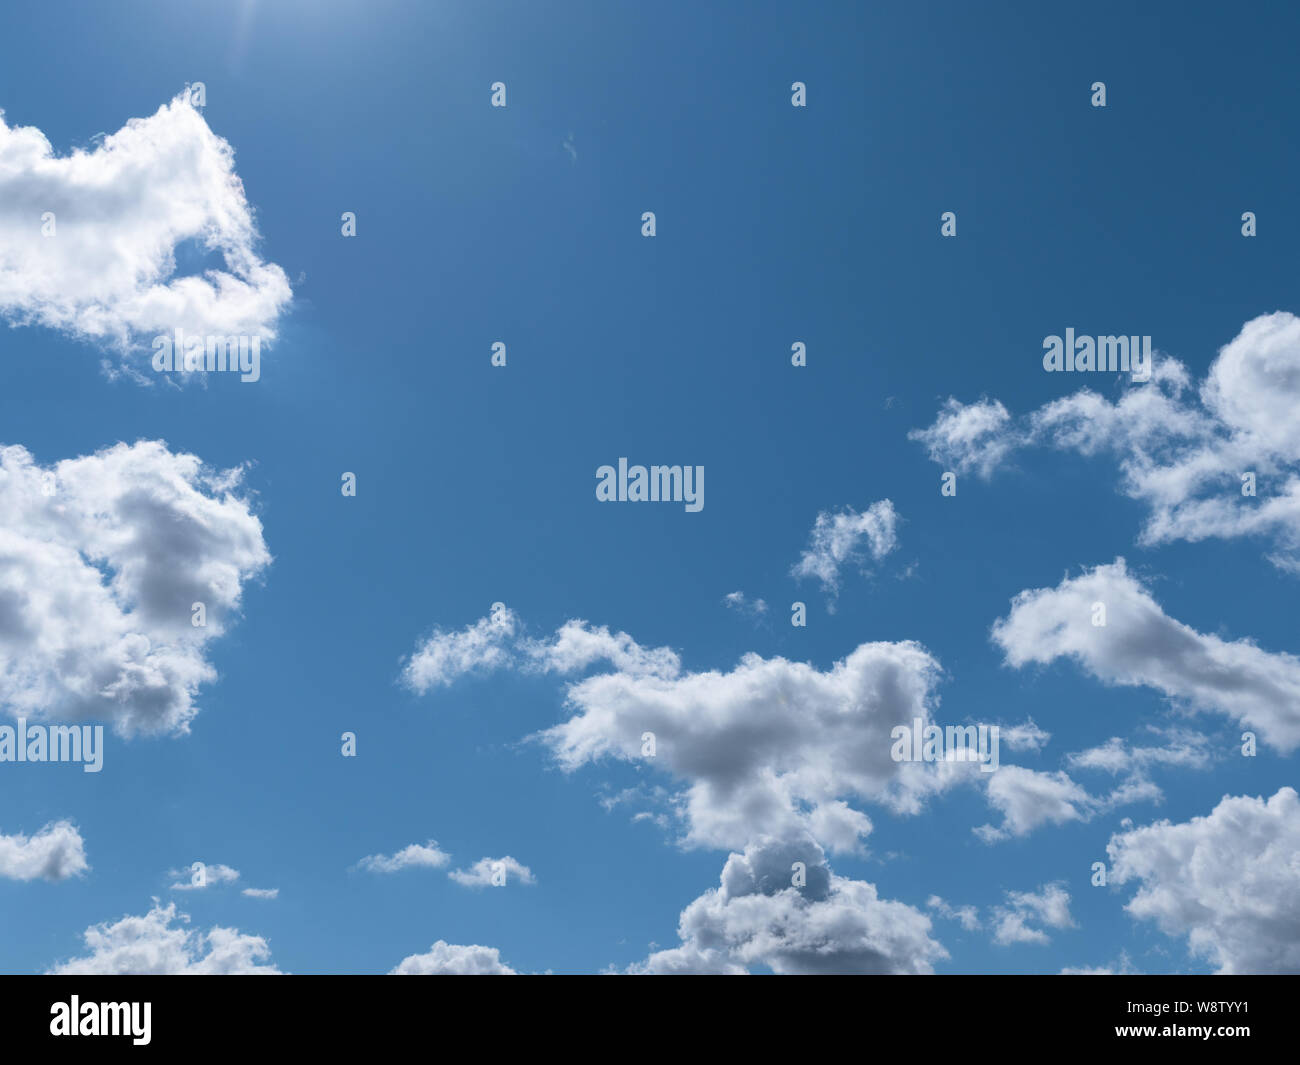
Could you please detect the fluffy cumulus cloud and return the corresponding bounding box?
[537,635,959,852]
[0,94,291,365]
[401,608,1063,972]
[977,766,1096,842]
[790,499,899,600]
[628,835,946,974]
[401,605,519,692]
[1107,787,1300,974]
[390,940,517,975]
[0,820,88,881]
[448,856,535,889]
[49,901,280,974]
[404,607,1024,853]
[974,726,1212,843]
[991,883,1074,946]
[355,840,452,874]
[910,313,1300,569]
[908,398,1017,478]
[0,440,270,736]
[992,558,1300,752]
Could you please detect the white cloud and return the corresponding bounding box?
[407,609,1159,853]
[621,945,748,974]
[241,887,278,899]
[627,835,946,974]
[976,755,1177,843]
[0,440,271,736]
[0,95,291,366]
[1059,729,1212,812]
[912,313,1300,568]
[1107,787,1300,974]
[976,766,1095,841]
[1001,719,1051,752]
[974,726,1217,843]
[908,397,1017,478]
[0,820,87,881]
[447,856,534,889]
[390,940,517,975]
[1059,952,1140,975]
[402,609,684,694]
[401,606,519,693]
[406,610,1073,861]
[723,591,768,619]
[168,862,239,890]
[1067,728,1212,777]
[790,499,899,599]
[536,637,955,852]
[926,895,981,931]
[49,900,280,974]
[523,618,681,679]
[991,883,1074,946]
[992,558,1300,752]
[356,840,451,874]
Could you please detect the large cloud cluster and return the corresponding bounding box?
[0,440,270,735]
[49,901,280,974]
[627,835,946,974]
[1107,787,1300,974]
[911,313,1300,569]
[0,820,87,881]
[992,558,1300,752]
[0,95,290,361]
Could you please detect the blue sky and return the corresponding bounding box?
[1,0,1299,975]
